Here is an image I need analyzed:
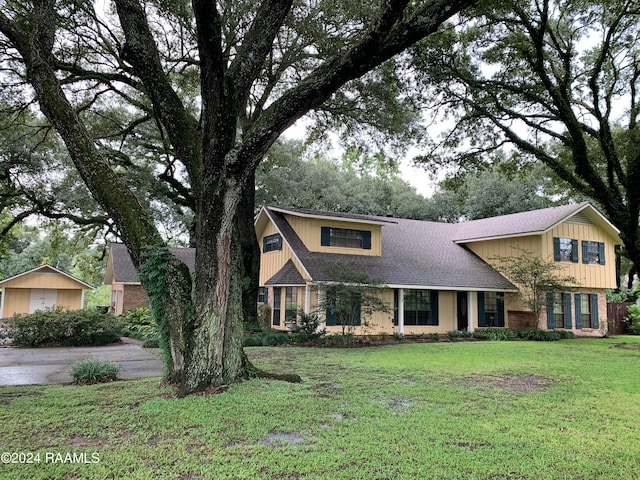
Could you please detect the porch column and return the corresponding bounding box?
[317,286,324,333]
[468,292,476,333]
[304,284,311,314]
[398,288,405,335]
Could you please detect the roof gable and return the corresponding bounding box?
[452,202,621,244]
[105,244,196,284]
[265,259,306,286]
[0,265,94,290]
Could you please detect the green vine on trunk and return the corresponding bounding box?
[139,244,194,380]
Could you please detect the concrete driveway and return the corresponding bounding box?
[0,337,163,386]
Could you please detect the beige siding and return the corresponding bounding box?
[467,220,618,314]
[258,222,308,286]
[286,215,382,256]
[2,288,30,318]
[544,222,618,289]
[1,272,85,290]
[404,290,456,335]
[466,235,542,261]
[55,290,83,311]
[1,287,83,318]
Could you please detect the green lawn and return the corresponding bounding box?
[1,337,640,479]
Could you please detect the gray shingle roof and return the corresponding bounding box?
[109,243,195,284]
[265,259,306,286]
[452,202,592,242]
[265,207,516,291]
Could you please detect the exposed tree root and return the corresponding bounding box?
[241,351,302,383]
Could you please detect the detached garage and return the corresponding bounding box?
[0,265,94,319]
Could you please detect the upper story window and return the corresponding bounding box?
[321,227,371,250]
[263,233,282,253]
[582,241,605,265]
[553,237,578,263]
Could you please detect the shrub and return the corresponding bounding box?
[624,304,640,335]
[480,328,517,341]
[518,330,563,341]
[70,358,121,384]
[242,335,263,347]
[122,307,158,342]
[4,308,123,347]
[429,333,440,341]
[288,310,325,341]
[447,330,473,339]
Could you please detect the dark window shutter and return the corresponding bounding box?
[574,294,582,329]
[430,290,439,326]
[477,292,486,328]
[321,227,331,246]
[393,289,399,326]
[572,240,579,263]
[362,231,372,250]
[553,237,561,261]
[546,293,555,330]
[262,236,267,252]
[564,293,572,329]
[497,293,505,327]
[582,241,589,264]
[598,243,605,265]
[591,294,599,329]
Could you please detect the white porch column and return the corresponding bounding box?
[304,285,311,314]
[317,286,324,333]
[398,288,405,335]
[468,292,476,333]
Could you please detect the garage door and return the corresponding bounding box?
[29,289,58,313]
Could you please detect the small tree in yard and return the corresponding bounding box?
[319,264,390,339]
[491,248,579,329]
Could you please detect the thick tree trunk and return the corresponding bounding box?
[238,172,261,328]
[181,171,246,394]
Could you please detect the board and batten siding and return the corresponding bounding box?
[258,222,308,286]
[0,272,85,290]
[285,215,383,256]
[2,287,83,317]
[541,222,618,289]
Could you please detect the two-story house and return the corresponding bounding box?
[255,203,621,337]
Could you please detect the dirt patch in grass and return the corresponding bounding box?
[613,342,640,351]
[0,390,43,405]
[451,373,557,392]
[68,435,107,448]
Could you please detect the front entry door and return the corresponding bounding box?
[457,292,468,331]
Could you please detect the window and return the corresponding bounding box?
[479,292,505,327]
[273,287,281,326]
[582,241,605,265]
[325,288,361,326]
[546,292,572,330]
[574,293,600,329]
[580,294,592,328]
[258,287,268,304]
[321,227,371,250]
[404,290,438,326]
[552,293,566,328]
[263,233,282,253]
[553,237,578,262]
[285,287,297,322]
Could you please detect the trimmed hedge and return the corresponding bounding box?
[3,308,123,347]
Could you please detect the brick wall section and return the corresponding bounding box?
[122,284,149,313]
[507,310,537,331]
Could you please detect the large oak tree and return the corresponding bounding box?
[410,0,640,276]
[0,0,475,394]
